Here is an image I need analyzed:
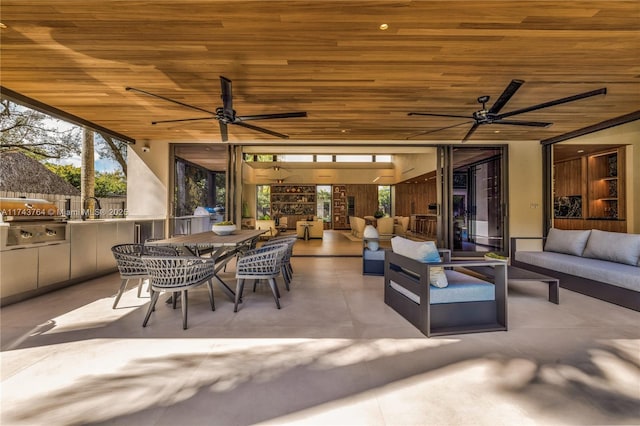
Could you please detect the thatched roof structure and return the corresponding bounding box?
[0,151,80,195]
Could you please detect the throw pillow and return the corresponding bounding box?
[544,228,591,256]
[390,237,448,288]
[582,229,640,266]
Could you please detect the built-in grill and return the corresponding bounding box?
[0,198,68,248]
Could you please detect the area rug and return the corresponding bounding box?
[341,231,362,242]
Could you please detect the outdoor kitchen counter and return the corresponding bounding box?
[0,219,158,306]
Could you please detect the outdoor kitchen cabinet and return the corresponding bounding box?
[38,243,71,287]
[69,220,135,279]
[0,247,39,297]
[70,222,98,279]
[96,221,119,270]
[1,220,136,305]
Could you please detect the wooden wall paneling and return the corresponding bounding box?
[344,184,378,218]
[553,159,581,197]
[394,179,437,217]
[554,218,626,233]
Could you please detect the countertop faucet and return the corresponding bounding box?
[81,197,102,220]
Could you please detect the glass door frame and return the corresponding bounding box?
[437,145,509,257]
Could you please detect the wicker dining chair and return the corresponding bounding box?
[234,243,288,312]
[141,255,216,330]
[111,243,178,309]
[262,236,297,290]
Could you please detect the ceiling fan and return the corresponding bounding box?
[407,80,607,142]
[126,76,307,142]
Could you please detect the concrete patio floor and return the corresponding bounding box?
[1,255,639,425]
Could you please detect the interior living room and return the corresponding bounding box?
[1,2,639,425]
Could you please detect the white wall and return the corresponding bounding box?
[126,143,168,220]
[506,140,544,240]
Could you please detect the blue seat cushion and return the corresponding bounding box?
[389,270,495,305]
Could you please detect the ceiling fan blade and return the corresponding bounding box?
[234,121,289,139]
[488,79,524,114]
[219,122,228,142]
[237,112,307,121]
[152,117,218,125]
[406,121,473,139]
[492,119,552,127]
[461,123,480,143]
[126,87,217,115]
[219,76,234,119]
[408,112,472,119]
[497,87,607,119]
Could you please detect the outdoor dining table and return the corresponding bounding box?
[146,228,266,301]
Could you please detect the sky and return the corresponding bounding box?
[53,154,120,173]
[41,114,122,173]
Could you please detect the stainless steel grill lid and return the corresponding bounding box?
[0,197,63,221]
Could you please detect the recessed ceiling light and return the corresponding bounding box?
[494,130,500,133]
[577,149,585,153]
[379,23,389,30]
[0,23,7,29]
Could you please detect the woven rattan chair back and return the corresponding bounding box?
[110,244,178,309]
[234,243,288,311]
[141,256,216,329]
[112,243,146,278]
[262,236,297,290]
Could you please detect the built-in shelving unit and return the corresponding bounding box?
[332,185,347,229]
[587,149,625,220]
[270,185,316,226]
[553,146,626,233]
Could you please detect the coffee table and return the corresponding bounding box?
[466,264,559,304]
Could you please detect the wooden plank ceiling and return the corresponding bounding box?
[1,1,638,145]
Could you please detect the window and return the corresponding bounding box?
[336,155,372,162]
[278,154,313,162]
[375,154,392,162]
[256,185,271,219]
[243,154,275,162]
[378,185,391,216]
[174,158,226,217]
[316,185,332,222]
[316,154,333,162]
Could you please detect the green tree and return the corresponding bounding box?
[256,185,271,218]
[44,163,126,197]
[44,163,81,189]
[0,99,80,159]
[1,100,128,175]
[95,171,127,196]
[378,185,391,215]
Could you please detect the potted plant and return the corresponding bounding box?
[212,220,236,235]
[373,210,384,219]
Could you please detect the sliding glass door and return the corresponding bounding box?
[440,146,508,256]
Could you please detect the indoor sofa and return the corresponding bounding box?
[511,228,640,311]
[296,218,324,239]
[349,216,366,239]
[255,219,279,239]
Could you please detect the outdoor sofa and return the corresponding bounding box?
[511,228,640,311]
